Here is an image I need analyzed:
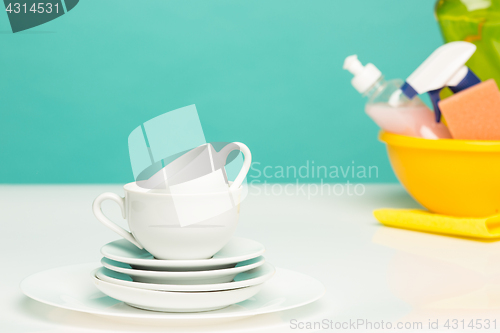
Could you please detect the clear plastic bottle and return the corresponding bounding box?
[344,55,452,139]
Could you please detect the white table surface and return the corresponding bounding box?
[2,184,499,332]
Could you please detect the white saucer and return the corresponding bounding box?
[95,262,275,292]
[101,256,265,284]
[101,237,265,271]
[21,263,325,323]
[93,273,263,313]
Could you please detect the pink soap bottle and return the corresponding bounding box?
[343,55,451,139]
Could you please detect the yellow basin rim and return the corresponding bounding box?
[379,131,500,152]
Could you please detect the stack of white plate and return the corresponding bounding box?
[93,237,274,312]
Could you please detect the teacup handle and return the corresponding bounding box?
[228,142,252,190]
[92,193,143,249]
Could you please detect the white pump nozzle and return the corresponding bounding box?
[343,55,382,94]
[343,55,365,75]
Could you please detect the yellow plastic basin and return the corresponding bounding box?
[379,131,500,217]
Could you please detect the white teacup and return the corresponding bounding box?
[93,182,243,260]
[137,142,251,193]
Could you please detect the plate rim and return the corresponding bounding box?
[93,275,265,312]
[20,263,326,320]
[101,256,265,278]
[94,263,276,292]
[93,273,263,296]
[100,237,266,269]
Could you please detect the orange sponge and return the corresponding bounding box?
[438,79,500,140]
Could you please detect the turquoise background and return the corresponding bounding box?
[0,0,444,184]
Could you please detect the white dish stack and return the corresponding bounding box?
[93,237,275,312]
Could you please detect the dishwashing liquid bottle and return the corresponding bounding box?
[435,0,500,87]
[343,55,452,139]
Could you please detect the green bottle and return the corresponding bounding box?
[435,0,500,86]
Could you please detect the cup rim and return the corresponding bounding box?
[123,181,243,196]
[379,131,500,152]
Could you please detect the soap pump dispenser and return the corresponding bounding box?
[344,55,451,139]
